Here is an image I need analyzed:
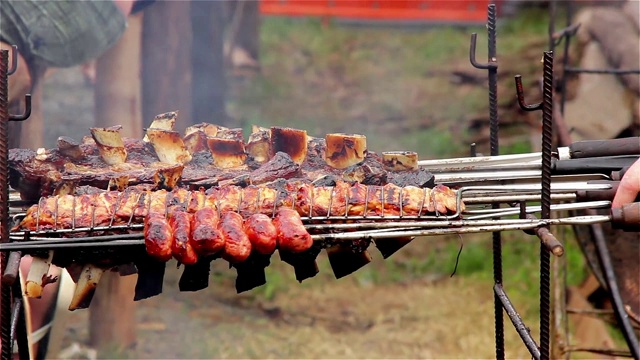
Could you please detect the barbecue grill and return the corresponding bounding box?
[1,3,639,359]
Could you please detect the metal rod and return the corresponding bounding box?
[494,284,541,360]
[304,216,610,231]
[539,51,555,360]
[418,152,544,169]
[464,200,611,219]
[470,25,500,357]
[464,193,576,204]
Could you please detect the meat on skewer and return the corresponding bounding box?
[219,212,252,263]
[273,208,313,253]
[144,213,173,262]
[15,182,463,232]
[244,213,278,255]
[169,210,198,265]
[191,207,225,256]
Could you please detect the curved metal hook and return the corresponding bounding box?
[9,94,31,121]
[514,75,542,112]
[469,33,496,70]
[7,45,18,76]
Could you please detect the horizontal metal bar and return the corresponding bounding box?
[435,170,543,183]
[419,152,545,169]
[465,201,610,220]
[305,216,610,231]
[311,216,610,240]
[461,182,611,193]
[463,193,576,204]
[443,174,610,187]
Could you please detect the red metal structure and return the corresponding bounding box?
[259,0,495,24]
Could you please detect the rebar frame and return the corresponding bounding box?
[1,46,32,360]
[469,3,566,359]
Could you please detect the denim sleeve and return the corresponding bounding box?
[0,0,127,68]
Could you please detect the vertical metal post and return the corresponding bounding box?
[469,5,503,358]
[539,51,554,360]
[0,49,12,360]
[486,7,504,358]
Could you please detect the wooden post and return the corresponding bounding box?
[142,1,193,133]
[88,12,143,352]
[95,13,144,138]
[191,0,227,126]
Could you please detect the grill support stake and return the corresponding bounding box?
[469,5,504,359]
[1,47,12,360]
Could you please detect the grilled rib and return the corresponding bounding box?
[9,121,435,201]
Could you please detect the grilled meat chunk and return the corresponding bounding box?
[273,208,313,253]
[244,214,278,255]
[191,208,225,256]
[169,211,198,265]
[144,214,173,262]
[220,212,252,263]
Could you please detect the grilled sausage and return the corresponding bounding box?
[169,210,198,265]
[244,213,277,255]
[219,211,252,263]
[273,208,313,253]
[144,214,173,262]
[191,208,225,255]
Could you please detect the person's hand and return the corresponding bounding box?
[612,158,640,208]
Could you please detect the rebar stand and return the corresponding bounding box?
[1,47,32,360]
[470,4,565,359]
[0,47,12,360]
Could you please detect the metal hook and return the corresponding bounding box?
[9,94,32,121]
[7,45,18,76]
[469,33,497,70]
[514,75,543,112]
[469,4,497,70]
